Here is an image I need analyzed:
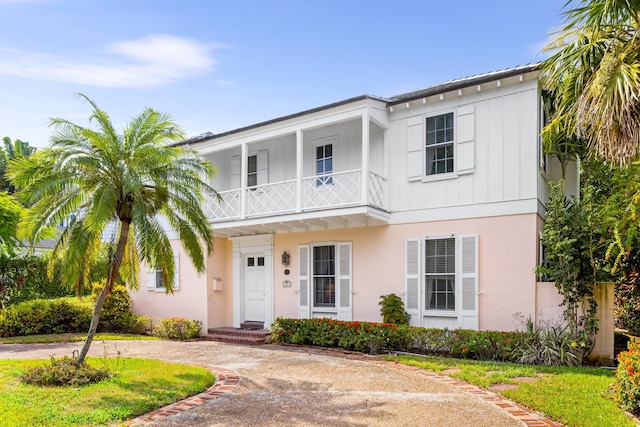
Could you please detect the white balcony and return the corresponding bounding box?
[203,169,388,223]
[197,101,390,236]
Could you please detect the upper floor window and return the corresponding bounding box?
[315,144,333,185]
[425,113,454,175]
[247,154,258,187]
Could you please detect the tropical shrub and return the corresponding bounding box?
[152,317,202,340]
[0,297,92,337]
[615,337,640,415]
[378,293,410,325]
[20,357,111,386]
[513,318,589,367]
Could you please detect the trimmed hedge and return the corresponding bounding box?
[0,291,150,337]
[0,297,92,337]
[615,337,640,415]
[270,317,525,361]
[152,317,202,340]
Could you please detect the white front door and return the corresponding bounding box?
[244,255,266,322]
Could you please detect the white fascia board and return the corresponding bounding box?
[212,205,390,231]
[390,198,540,224]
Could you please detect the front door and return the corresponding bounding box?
[244,255,266,322]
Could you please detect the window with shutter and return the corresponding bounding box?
[405,235,479,329]
[299,242,352,320]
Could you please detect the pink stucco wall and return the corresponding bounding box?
[129,237,231,332]
[132,213,539,332]
[273,213,539,331]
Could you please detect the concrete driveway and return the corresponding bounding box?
[0,340,540,426]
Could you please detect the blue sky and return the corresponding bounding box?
[0,0,566,147]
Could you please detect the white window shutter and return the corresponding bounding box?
[230,156,240,189]
[146,265,155,290]
[257,151,268,186]
[405,238,421,326]
[406,120,423,181]
[337,242,352,321]
[456,105,475,174]
[457,234,478,330]
[298,245,311,319]
[173,251,180,291]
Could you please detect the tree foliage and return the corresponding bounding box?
[537,181,608,338]
[0,137,35,193]
[0,192,23,257]
[542,0,640,165]
[6,94,217,364]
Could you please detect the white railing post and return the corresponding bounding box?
[240,143,247,218]
[361,111,370,204]
[296,129,303,212]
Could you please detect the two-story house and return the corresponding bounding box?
[130,64,576,334]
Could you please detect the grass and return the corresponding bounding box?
[0,333,160,344]
[386,354,636,427]
[0,357,215,427]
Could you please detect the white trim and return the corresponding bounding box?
[391,198,540,224]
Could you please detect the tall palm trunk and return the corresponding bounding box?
[76,219,130,365]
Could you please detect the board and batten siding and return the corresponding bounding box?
[388,81,539,214]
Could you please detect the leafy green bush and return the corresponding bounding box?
[0,255,73,308]
[91,281,151,334]
[20,357,111,386]
[378,293,410,325]
[0,297,92,337]
[152,317,202,340]
[615,337,640,415]
[270,318,524,359]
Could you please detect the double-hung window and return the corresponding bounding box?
[313,245,335,307]
[315,144,333,186]
[425,112,454,175]
[424,238,456,310]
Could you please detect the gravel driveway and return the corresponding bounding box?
[0,340,527,426]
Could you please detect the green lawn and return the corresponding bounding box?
[386,354,636,427]
[0,333,160,344]
[0,357,215,427]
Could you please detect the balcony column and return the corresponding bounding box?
[240,142,248,218]
[361,111,370,204]
[296,129,303,212]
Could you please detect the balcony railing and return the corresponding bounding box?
[205,169,387,222]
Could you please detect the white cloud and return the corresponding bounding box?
[0,34,219,88]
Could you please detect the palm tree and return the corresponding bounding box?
[541,0,640,165]
[7,94,217,364]
[0,137,36,193]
